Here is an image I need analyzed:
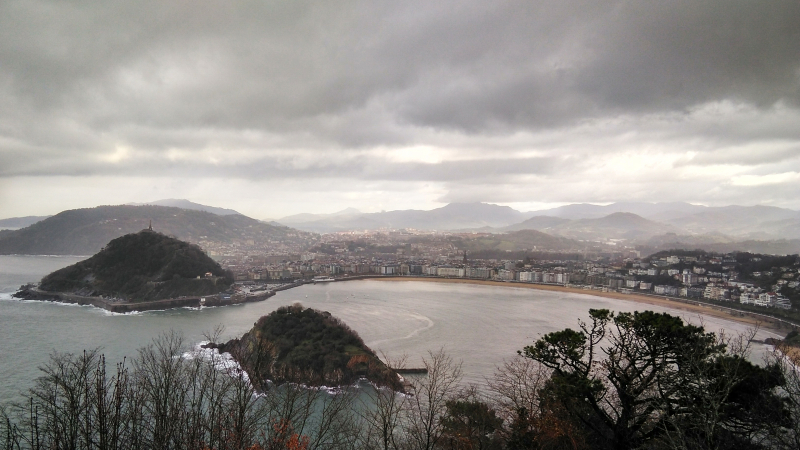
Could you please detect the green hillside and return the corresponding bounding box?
[212,305,402,391]
[39,230,233,301]
[0,205,309,255]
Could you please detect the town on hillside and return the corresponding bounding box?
[207,229,800,315]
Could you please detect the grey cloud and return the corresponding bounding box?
[3,1,798,141]
[1,1,800,213]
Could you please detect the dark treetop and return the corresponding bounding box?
[211,305,403,391]
[37,229,233,302]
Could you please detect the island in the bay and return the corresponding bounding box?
[13,227,250,312]
[206,304,404,391]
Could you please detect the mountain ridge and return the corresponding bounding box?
[277,201,799,238]
[126,199,242,216]
[0,205,305,256]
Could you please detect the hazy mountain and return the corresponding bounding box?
[0,215,51,230]
[502,212,679,241]
[503,216,571,232]
[0,205,305,255]
[283,202,527,232]
[521,202,799,240]
[761,218,800,240]
[276,200,800,240]
[526,202,708,220]
[556,212,680,240]
[278,207,363,225]
[659,205,800,238]
[460,229,584,253]
[127,199,241,216]
[640,233,800,256]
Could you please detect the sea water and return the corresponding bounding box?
[0,255,782,403]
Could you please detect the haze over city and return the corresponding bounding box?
[1,0,799,220]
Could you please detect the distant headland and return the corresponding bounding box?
[12,228,278,312]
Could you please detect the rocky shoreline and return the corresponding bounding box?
[12,284,293,313]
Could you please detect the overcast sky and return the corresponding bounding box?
[1,0,799,219]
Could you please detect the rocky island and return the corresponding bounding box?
[12,228,258,312]
[206,304,403,391]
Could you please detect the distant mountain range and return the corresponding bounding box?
[277,202,528,232]
[278,201,800,241]
[502,212,679,241]
[524,202,710,220]
[126,199,242,216]
[0,215,51,230]
[2,200,798,256]
[0,205,304,256]
[458,229,586,253]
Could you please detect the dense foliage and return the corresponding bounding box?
[217,305,402,391]
[519,309,790,449]
[39,230,233,301]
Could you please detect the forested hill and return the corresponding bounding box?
[38,230,233,301]
[0,205,309,255]
[212,305,402,391]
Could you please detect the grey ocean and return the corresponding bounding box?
[0,255,781,403]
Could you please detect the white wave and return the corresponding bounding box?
[101,309,145,316]
[15,298,88,308]
[184,341,250,380]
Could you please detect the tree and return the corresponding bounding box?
[439,392,502,450]
[521,309,788,450]
[405,349,463,450]
[489,356,587,449]
[360,353,409,450]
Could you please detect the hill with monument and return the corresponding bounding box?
[27,227,233,302]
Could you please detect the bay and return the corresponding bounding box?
[0,255,782,403]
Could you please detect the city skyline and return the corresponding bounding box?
[1,1,799,219]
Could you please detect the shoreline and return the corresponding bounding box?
[12,274,796,335]
[367,276,795,335]
[11,285,290,313]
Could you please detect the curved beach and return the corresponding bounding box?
[373,277,793,335]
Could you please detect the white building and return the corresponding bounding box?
[437,267,465,278]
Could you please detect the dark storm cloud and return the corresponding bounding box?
[3,1,798,136]
[0,0,799,215]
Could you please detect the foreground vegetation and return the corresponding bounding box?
[4,310,800,449]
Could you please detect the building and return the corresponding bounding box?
[740,292,757,305]
[682,270,699,286]
[437,267,465,278]
[497,269,515,281]
[381,265,398,275]
[466,267,494,279]
[704,284,730,301]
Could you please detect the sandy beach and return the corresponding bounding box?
[372,277,794,335]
